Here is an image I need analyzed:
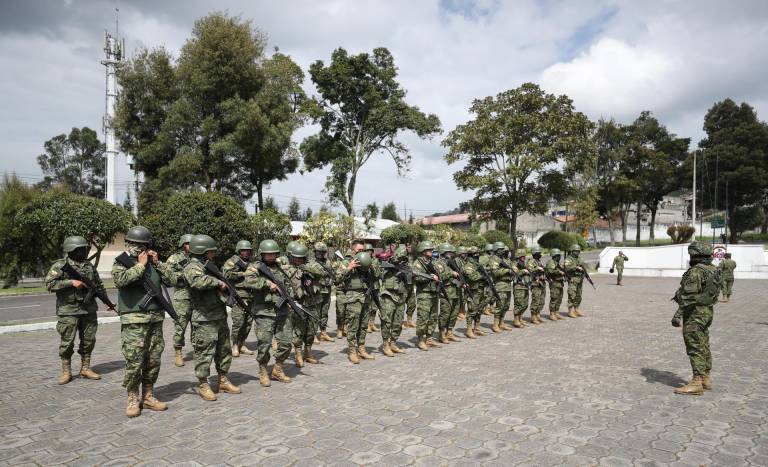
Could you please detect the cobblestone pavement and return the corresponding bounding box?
[1,275,766,466]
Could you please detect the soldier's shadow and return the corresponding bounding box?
[640,368,687,387]
[153,380,197,401]
[227,371,260,386]
[90,360,123,375]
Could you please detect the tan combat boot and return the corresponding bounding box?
[320,331,333,342]
[126,389,141,418]
[405,317,416,328]
[417,337,429,351]
[304,346,319,364]
[174,348,185,367]
[271,339,278,351]
[231,341,240,357]
[348,345,360,364]
[372,320,380,332]
[447,330,461,342]
[483,306,493,316]
[294,347,304,368]
[532,314,542,324]
[674,376,704,395]
[58,358,72,385]
[258,364,271,387]
[466,325,476,339]
[512,316,524,328]
[426,336,441,347]
[336,326,344,339]
[342,327,348,337]
[390,339,405,353]
[367,318,375,333]
[271,362,291,383]
[491,317,502,333]
[141,384,168,411]
[358,345,375,360]
[548,312,558,321]
[474,324,486,336]
[575,308,585,317]
[239,344,254,355]
[457,312,466,321]
[198,378,217,401]
[382,340,394,357]
[556,311,565,320]
[567,307,578,318]
[702,372,712,390]
[217,374,241,394]
[439,330,450,344]
[79,357,101,380]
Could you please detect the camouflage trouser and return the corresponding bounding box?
[121,321,164,390]
[567,280,584,308]
[192,319,232,379]
[254,314,292,365]
[230,302,252,347]
[335,291,347,329]
[379,295,404,341]
[56,314,98,359]
[529,285,546,316]
[616,267,624,284]
[369,293,380,323]
[292,305,319,348]
[318,292,331,330]
[415,293,438,338]
[513,287,529,317]
[723,279,734,298]
[465,288,483,325]
[549,283,564,312]
[494,289,511,319]
[482,286,494,311]
[345,299,370,347]
[682,305,713,376]
[173,298,193,349]
[438,295,459,332]
[405,289,416,319]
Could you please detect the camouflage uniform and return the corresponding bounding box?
[564,253,588,312]
[379,258,408,344]
[512,257,531,325]
[166,251,193,352]
[478,251,494,314]
[288,260,325,351]
[411,256,439,345]
[222,254,253,351]
[309,256,335,335]
[545,255,567,318]
[335,251,353,337]
[612,253,629,285]
[488,253,512,328]
[434,256,458,338]
[243,261,294,367]
[526,256,547,321]
[335,257,372,349]
[718,257,736,300]
[461,255,484,333]
[367,253,383,331]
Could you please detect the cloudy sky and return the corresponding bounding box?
[1,0,767,217]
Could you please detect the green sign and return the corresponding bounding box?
[710,219,725,229]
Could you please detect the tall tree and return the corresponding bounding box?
[381,201,400,222]
[301,47,441,215]
[364,202,379,219]
[36,127,105,198]
[443,83,595,248]
[287,196,301,220]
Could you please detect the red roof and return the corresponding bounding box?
[417,213,471,225]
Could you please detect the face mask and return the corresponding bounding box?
[128,245,146,257]
[533,253,541,260]
[69,248,88,262]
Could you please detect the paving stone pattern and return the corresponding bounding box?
[0,276,766,466]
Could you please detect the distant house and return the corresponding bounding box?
[290,217,399,247]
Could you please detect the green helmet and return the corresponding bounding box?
[485,243,494,252]
[178,234,193,247]
[531,246,542,254]
[438,243,455,254]
[415,240,435,253]
[394,245,408,260]
[551,248,562,257]
[235,240,253,252]
[457,246,468,255]
[259,239,280,255]
[125,226,152,244]
[570,244,582,252]
[285,241,299,255]
[291,244,309,258]
[364,243,374,252]
[314,242,328,252]
[493,241,507,252]
[688,241,712,258]
[189,234,217,255]
[356,252,372,268]
[469,246,479,255]
[515,249,526,258]
[63,236,88,253]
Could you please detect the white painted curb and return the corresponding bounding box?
[0,316,121,334]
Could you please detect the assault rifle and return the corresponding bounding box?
[476,263,502,303]
[530,259,552,285]
[316,259,336,287]
[447,257,473,299]
[204,261,249,310]
[256,262,318,325]
[421,258,452,304]
[61,262,116,310]
[499,258,526,288]
[361,268,382,310]
[114,252,178,321]
[380,261,434,286]
[582,267,597,290]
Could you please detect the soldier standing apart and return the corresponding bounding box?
[526,246,547,325]
[310,242,335,341]
[286,243,325,367]
[612,251,629,286]
[111,226,174,417]
[166,234,193,367]
[379,246,410,356]
[335,242,375,363]
[461,246,484,338]
[436,243,461,343]
[242,240,293,386]
[365,243,382,333]
[404,243,417,328]
[671,242,720,395]
[718,252,736,302]
[545,249,566,321]
[46,236,111,385]
[488,242,513,332]
[564,244,587,318]
[511,249,531,328]
[411,241,441,350]
[183,235,241,401]
[223,240,254,357]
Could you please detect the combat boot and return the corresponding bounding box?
[367,319,375,333]
[141,384,168,411]
[304,346,319,364]
[126,389,141,418]
[512,316,524,328]
[372,320,380,332]
[548,312,558,321]
[447,330,461,342]
[426,336,442,347]
[466,325,476,339]
[231,342,240,357]
[390,340,405,353]
[336,326,344,339]
[532,314,542,324]
[294,347,304,368]
[491,317,502,333]
[575,308,585,317]
[174,348,185,367]
[474,324,486,336]
[483,306,493,316]
[406,317,416,328]
[258,364,271,387]
[198,378,217,401]
[342,326,348,337]
[348,345,360,364]
[217,374,241,394]
[556,311,565,320]
[417,337,429,351]
[567,307,578,318]
[271,362,291,383]
[320,331,333,342]
[58,358,72,385]
[457,311,466,321]
[239,344,254,355]
[702,372,712,390]
[271,339,278,350]
[382,340,395,357]
[79,357,101,380]
[439,330,450,344]
[358,345,375,360]
[674,376,704,395]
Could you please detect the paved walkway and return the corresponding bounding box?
[0,276,766,466]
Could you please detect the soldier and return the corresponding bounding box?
[286,243,325,367]
[46,236,111,385]
[223,240,254,357]
[166,234,193,367]
[111,226,174,417]
[461,246,484,338]
[526,246,547,325]
[364,243,382,333]
[411,240,441,350]
[379,246,410,356]
[243,239,294,386]
[404,243,417,328]
[335,248,354,339]
[511,249,531,328]
[488,242,513,332]
[436,243,461,343]
[564,244,588,318]
[183,235,241,401]
[310,242,335,341]
[545,249,567,321]
[718,252,736,302]
[336,243,376,363]
[612,251,629,286]
[479,244,495,316]
[455,246,469,321]
[671,242,720,395]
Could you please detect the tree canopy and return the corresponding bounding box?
[36,127,105,198]
[381,201,400,222]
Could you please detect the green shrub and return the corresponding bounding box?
[537,230,587,252]
[380,223,426,246]
[483,229,513,247]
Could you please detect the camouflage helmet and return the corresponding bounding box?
[394,245,408,260]
[415,240,435,253]
[515,249,527,258]
[314,242,328,252]
[457,246,468,255]
[285,240,299,255]
[469,246,479,255]
[485,243,494,252]
[688,241,713,258]
[291,244,309,258]
[258,239,280,255]
[364,243,374,252]
[493,241,507,252]
[356,252,373,269]
[63,236,88,253]
[550,248,562,257]
[235,240,253,252]
[570,243,582,252]
[125,226,152,244]
[189,234,217,255]
[438,243,456,254]
[178,234,193,247]
[531,245,542,254]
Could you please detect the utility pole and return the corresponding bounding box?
[692,150,696,228]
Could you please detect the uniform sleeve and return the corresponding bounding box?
[335,261,353,284]
[301,261,325,278]
[154,261,175,286]
[464,263,482,282]
[223,257,246,283]
[411,260,432,284]
[243,264,269,291]
[45,261,72,292]
[184,263,222,290]
[112,260,146,288]
[564,258,579,273]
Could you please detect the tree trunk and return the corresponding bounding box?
[345,172,357,216]
[729,202,739,244]
[762,204,768,234]
[510,207,518,250]
[621,203,629,246]
[635,201,642,247]
[649,205,657,246]
[607,215,615,246]
[256,181,264,212]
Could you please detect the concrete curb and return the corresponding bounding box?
[0,316,120,335]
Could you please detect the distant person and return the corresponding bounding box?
[718,253,737,302]
[611,251,629,286]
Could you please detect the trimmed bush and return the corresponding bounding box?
[537,230,587,252]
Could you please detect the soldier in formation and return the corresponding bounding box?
[411,241,441,350]
[435,243,461,344]
[310,242,335,341]
[611,251,629,286]
[285,243,324,366]
[488,242,513,332]
[511,249,531,328]
[718,252,736,302]
[564,244,587,318]
[459,246,484,338]
[526,246,547,324]
[545,249,567,320]
[378,245,410,356]
[335,241,376,363]
[223,240,254,357]
[166,234,193,367]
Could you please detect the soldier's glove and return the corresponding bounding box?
[671,317,681,327]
